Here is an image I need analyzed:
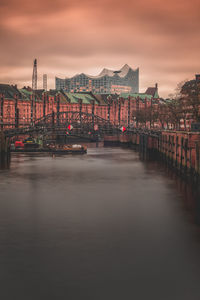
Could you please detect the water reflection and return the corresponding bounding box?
[0,153,10,170]
[143,160,200,228]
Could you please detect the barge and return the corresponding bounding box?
[11,141,87,154]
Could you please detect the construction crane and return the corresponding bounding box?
[32,59,37,90]
[31,59,37,124]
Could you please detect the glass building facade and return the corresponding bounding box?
[55,64,139,94]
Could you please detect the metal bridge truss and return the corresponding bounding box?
[4,111,120,139]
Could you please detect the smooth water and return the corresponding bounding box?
[0,148,200,299]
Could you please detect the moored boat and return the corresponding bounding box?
[47,144,87,154]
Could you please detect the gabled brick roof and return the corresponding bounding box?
[181,80,199,93]
[121,93,152,100]
[0,84,21,99]
[145,87,157,97]
[93,94,118,105]
[20,88,45,101]
[63,92,99,104]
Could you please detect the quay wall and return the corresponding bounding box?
[104,131,200,177]
[159,131,200,176]
[0,131,10,166]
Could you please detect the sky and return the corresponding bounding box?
[0,0,200,97]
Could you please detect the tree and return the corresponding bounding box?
[182,84,200,123]
[168,79,188,100]
[167,100,185,129]
[132,110,144,127]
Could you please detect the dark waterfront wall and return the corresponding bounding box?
[0,131,10,164]
[104,130,200,181]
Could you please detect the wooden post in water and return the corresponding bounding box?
[189,145,192,175]
[180,137,184,173]
[166,135,169,164]
[172,135,175,167]
[161,135,164,160]
[184,139,188,175]
[195,142,200,177]
[175,135,178,168]
[170,134,172,164]
[0,130,10,162]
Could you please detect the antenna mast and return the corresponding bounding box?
[43,74,47,91]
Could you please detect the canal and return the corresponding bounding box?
[0,147,200,299]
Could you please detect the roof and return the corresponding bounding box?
[20,88,45,101]
[20,88,32,96]
[145,87,159,98]
[159,98,174,105]
[97,64,135,78]
[181,79,200,93]
[0,84,21,99]
[63,92,99,104]
[93,94,118,105]
[57,64,138,80]
[49,89,59,97]
[35,89,45,98]
[120,93,153,100]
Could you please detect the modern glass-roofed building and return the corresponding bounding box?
[55,64,139,94]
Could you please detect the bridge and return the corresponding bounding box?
[0,109,164,168]
[3,110,122,141]
[3,111,200,180]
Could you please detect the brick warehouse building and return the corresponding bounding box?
[55,64,139,94]
[0,84,159,129]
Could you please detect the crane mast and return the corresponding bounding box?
[32,59,37,90]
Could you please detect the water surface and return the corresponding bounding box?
[0,147,200,299]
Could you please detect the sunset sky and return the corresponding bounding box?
[0,0,200,97]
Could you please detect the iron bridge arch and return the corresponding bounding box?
[4,111,120,139]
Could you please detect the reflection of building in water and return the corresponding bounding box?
[55,64,139,94]
[144,160,200,227]
[0,153,10,170]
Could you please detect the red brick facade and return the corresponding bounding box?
[0,88,160,129]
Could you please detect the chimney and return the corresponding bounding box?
[195,74,200,82]
[155,83,158,90]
